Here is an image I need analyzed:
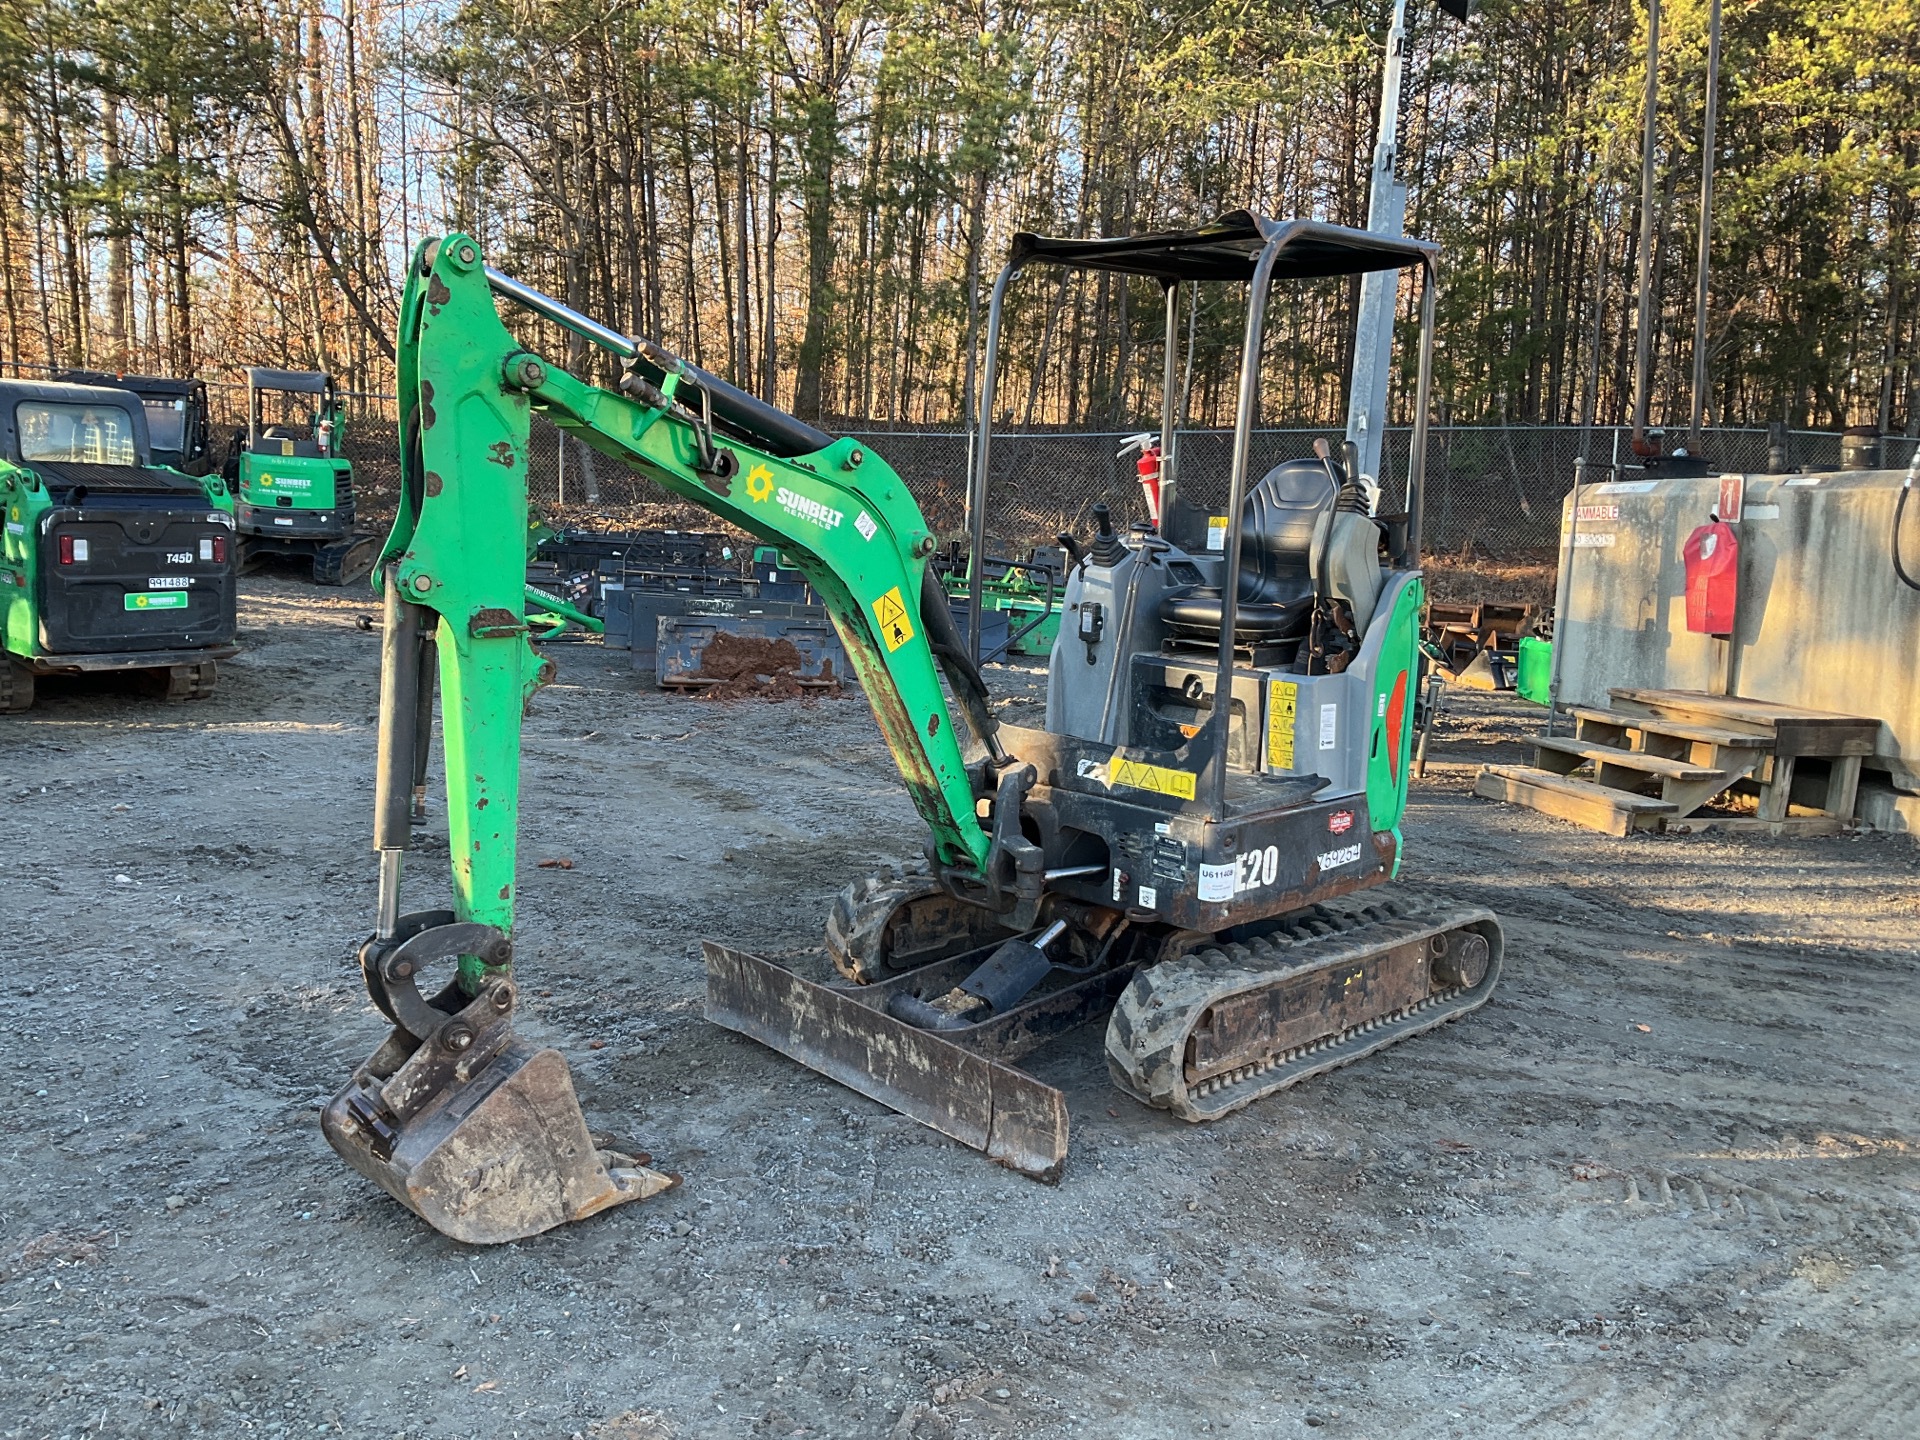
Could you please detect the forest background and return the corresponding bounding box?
[0,0,1915,441]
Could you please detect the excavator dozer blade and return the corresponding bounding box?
[322,1034,676,1245]
[703,942,1070,1181]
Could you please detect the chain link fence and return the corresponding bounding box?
[8,361,1914,559]
[496,422,1920,559]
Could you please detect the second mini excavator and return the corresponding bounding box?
[322,216,1501,1244]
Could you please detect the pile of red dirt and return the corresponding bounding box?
[690,631,840,701]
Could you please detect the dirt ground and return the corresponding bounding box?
[4,577,1918,1440]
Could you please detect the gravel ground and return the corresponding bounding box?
[3,576,1917,1440]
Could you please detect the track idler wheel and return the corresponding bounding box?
[825,861,1012,984]
[322,914,674,1244]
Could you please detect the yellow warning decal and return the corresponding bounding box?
[1267,679,1297,770]
[872,586,915,651]
[1108,756,1197,800]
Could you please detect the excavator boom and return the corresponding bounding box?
[323,234,1002,1242]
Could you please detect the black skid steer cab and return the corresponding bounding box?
[1,378,238,712]
[52,369,214,476]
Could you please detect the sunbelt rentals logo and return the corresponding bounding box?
[745,462,844,531]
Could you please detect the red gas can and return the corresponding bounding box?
[1682,520,1739,636]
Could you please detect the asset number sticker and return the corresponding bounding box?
[1316,842,1363,872]
[1199,847,1286,902]
[125,592,189,611]
[1267,680,1297,769]
[871,586,915,651]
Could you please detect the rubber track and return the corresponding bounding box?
[313,535,379,587]
[162,661,219,702]
[1105,893,1502,1122]
[824,861,937,983]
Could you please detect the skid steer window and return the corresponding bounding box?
[141,399,187,453]
[17,401,138,465]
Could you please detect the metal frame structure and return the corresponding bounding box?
[965,211,1441,822]
[244,367,337,450]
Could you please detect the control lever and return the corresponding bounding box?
[1088,503,1126,567]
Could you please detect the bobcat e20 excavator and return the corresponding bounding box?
[322,215,1502,1244]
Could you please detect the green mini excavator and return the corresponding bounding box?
[228,368,379,585]
[323,219,1502,1244]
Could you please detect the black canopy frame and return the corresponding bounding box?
[967,212,1442,821]
[244,367,337,449]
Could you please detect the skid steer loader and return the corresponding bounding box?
[322,215,1501,1244]
[2,377,237,711]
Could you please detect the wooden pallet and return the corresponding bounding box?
[1475,688,1880,837]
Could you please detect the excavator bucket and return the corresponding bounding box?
[324,919,674,1245]
[323,1026,675,1245]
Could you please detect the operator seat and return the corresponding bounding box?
[260,425,324,457]
[1161,457,1338,643]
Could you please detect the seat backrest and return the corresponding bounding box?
[1239,457,1339,603]
[259,425,322,458]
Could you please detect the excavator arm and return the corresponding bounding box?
[323,234,1004,1243]
[393,234,993,905]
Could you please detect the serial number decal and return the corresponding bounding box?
[1316,842,1363,872]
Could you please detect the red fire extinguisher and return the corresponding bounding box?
[1119,433,1163,525]
[1682,519,1739,636]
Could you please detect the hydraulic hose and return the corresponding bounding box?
[1896,452,1920,591]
